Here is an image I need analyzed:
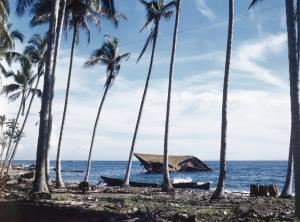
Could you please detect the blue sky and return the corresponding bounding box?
[1,0,292,160]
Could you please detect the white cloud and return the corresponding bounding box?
[231,33,287,88]
[195,0,216,21]
[8,72,291,161]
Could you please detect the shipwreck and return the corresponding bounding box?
[134,153,212,173]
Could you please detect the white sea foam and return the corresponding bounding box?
[224,189,250,194]
[173,177,193,184]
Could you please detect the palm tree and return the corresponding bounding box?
[5,33,47,173]
[249,0,300,217]
[33,0,61,194]
[83,35,129,182]
[56,0,124,188]
[0,55,41,175]
[249,0,300,205]
[123,0,175,187]
[55,0,104,188]
[31,0,125,188]
[161,0,180,192]
[29,0,67,188]
[285,0,300,218]
[211,0,234,199]
[14,0,61,193]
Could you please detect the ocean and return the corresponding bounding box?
[14,160,292,193]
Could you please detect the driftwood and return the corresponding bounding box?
[250,184,278,197]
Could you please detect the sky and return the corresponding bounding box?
[0,0,292,161]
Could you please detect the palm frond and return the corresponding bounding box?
[11,30,24,43]
[1,84,21,96]
[115,53,130,63]
[16,0,35,16]
[8,91,22,103]
[248,0,263,9]
[137,27,156,62]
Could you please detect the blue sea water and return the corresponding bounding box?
[14,160,292,192]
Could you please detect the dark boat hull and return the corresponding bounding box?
[100,176,210,190]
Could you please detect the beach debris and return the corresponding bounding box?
[250,184,278,197]
[268,185,278,197]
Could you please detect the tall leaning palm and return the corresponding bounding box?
[21,0,62,193]
[162,0,180,192]
[211,0,234,199]
[28,0,67,188]
[249,0,299,204]
[5,33,47,173]
[55,0,103,188]
[15,0,66,193]
[284,0,300,219]
[123,0,175,187]
[83,35,129,182]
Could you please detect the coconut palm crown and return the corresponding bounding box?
[85,35,130,87]
[137,0,176,62]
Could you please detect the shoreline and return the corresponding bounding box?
[0,165,295,221]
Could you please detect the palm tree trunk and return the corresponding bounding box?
[280,0,300,200]
[5,75,42,174]
[297,0,300,64]
[123,23,160,187]
[285,0,300,218]
[84,84,110,182]
[212,0,234,199]
[55,23,77,188]
[162,0,181,192]
[45,144,51,187]
[0,93,25,176]
[280,129,293,198]
[48,0,66,189]
[33,0,61,194]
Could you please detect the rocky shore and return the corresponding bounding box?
[0,165,295,221]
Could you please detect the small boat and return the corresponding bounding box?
[53,168,84,173]
[100,176,210,190]
[101,176,160,188]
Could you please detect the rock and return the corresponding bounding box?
[79,181,90,193]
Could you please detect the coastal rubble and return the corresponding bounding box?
[0,166,295,221]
